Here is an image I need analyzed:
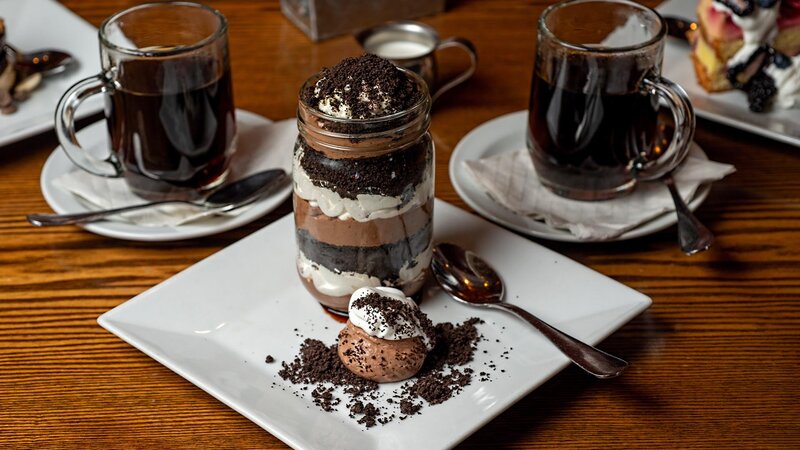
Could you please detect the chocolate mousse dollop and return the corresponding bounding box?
[337,286,435,383]
[301,53,420,119]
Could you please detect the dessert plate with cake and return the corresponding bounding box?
[97,200,651,450]
[0,0,102,147]
[658,0,800,146]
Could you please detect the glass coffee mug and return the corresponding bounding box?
[527,0,694,201]
[55,2,237,200]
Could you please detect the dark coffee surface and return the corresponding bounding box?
[301,54,420,119]
[528,70,658,193]
[106,57,236,195]
[297,136,430,200]
[296,220,432,281]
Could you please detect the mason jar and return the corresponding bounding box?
[293,69,433,312]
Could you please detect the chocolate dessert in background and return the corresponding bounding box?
[293,54,434,311]
[0,18,44,115]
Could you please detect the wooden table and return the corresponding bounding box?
[2,0,799,447]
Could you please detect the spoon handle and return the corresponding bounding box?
[26,200,196,226]
[662,175,714,255]
[494,303,628,379]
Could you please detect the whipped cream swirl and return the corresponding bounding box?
[348,287,434,350]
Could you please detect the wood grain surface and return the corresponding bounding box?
[1,0,799,448]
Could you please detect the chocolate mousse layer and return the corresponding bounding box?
[296,220,431,282]
[294,195,433,248]
[338,320,426,383]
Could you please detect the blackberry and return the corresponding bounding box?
[745,71,777,112]
[772,51,792,69]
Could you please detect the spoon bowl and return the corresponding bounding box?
[431,243,629,379]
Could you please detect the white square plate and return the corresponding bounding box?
[0,0,102,147]
[658,0,800,147]
[98,200,651,450]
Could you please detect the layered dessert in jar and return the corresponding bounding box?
[293,54,434,312]
[690,0,800,111]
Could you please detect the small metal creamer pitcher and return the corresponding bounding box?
[355,21,477,103]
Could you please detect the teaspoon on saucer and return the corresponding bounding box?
[661,173,715,255]
[27,168,288,227]
[431,243,628,379]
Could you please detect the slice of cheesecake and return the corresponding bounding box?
[690,0,800,92]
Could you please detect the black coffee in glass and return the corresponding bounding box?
[527,0,695,201]
[56,2,237,200]
[106,57,235,195]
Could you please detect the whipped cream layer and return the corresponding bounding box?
[348,286,433,350]
[296,246,431,298]
[293,145,433,222]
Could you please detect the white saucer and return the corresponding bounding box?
[449,110,711,243]
[40,109,294,242]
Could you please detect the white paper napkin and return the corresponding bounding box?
[463,145,736,240]
[53,118,297,227]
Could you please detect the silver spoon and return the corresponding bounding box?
[662,174,715,255]
[27,169,287,227]
[431,243,628,379]
[5,45,73,76]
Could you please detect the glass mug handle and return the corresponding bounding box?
[431,37,478,103]
[54,73,122,178]
[634,76,695,180]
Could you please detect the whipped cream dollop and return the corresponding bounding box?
[348,287,434,350]
[766,54,800,108]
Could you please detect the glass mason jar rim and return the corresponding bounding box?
[99,1,228,58]
[539,0,666,54]
[297,67,431,129]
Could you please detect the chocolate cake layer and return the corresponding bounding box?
[294,195,433,248]
[296,221,432,283]
[296,135,430,200]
